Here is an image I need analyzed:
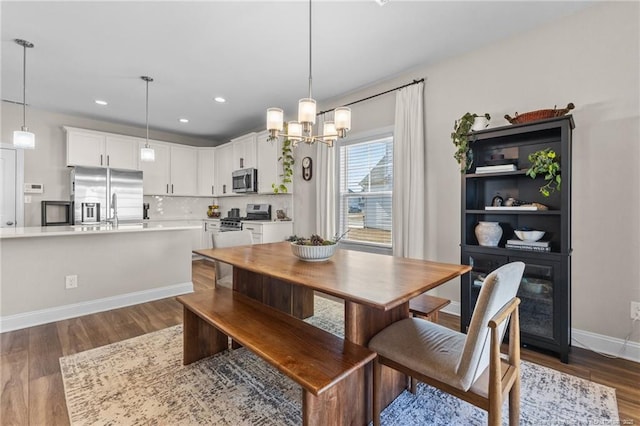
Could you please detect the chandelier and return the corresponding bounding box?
[266,0,351,148]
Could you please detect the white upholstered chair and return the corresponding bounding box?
[369,261,525,426]
[211,230,253,289]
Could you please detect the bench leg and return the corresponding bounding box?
[302,364,368,426]
[182,307,228,365]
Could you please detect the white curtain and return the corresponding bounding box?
[392,82,426,259]
[316,115,336,239]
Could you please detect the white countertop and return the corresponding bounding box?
[0,221,202,239]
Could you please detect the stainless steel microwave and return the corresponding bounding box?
[232,168,258,193]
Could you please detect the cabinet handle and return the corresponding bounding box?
[166,184,169,194]
[240,158,244,169]
[212,185,214,195]
[100,154,103,166]
[171,184,174,194]
[223,184,226,194]
[107,155,110,166]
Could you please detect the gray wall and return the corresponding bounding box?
[294,2,640,344]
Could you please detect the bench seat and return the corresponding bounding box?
[177,288,376,398]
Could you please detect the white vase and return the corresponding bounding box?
[471,116,489,131]
[475,221,502,247]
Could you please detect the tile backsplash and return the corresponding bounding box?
[144,194,293,221]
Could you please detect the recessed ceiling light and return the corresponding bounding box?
[95,99,108,106]
[179,118,189,123]
[214,97,226,103]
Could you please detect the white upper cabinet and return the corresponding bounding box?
[138,141,171,195]
[197,148,216,196]
[65,127,138,170]
[215,143,234,196]
[231,132,257,170]
[170,145,198,196]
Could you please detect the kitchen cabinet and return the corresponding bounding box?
[169,145,197,196]
[242,221,293,244]
[138,142,198,196]
[256,131,293,194]
[215,143,234,196]
[460,116,573,362]
[197,148,216,196]
[202,219,220,248]
[138,141,170,195]
[231,132,257,170]
[65,127,139,170]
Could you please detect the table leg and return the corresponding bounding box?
[182,307,228,365]
[344,300,410,421]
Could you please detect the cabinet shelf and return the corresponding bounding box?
[465,209,560,215]
[460,116,572,363]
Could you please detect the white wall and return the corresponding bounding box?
[0,104,216,226]
[295,2,640,345]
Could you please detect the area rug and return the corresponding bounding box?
[60,296,619,425]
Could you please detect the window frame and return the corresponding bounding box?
[335,127,394,255]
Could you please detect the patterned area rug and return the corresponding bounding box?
[60,297,619,425]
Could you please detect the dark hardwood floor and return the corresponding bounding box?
[1,259,638,424]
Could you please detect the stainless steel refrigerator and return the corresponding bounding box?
[70,167,143,224]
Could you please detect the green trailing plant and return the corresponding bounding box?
[451,112,490,172]
[526,148,561,196]
[268,123,295,193]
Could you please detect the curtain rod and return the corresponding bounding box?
[317,78,424,116]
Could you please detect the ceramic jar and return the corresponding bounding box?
[475,221,503,246]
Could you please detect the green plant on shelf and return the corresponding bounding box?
[526,148,561,196]
[451,112,490,172]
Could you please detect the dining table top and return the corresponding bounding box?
[194,242,471,311]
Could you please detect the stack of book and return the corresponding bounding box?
[505,239,551,252]
[475,164,517,174]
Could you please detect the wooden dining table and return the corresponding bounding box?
[193,241,471,424]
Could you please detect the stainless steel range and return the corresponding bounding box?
[219,203,271,232]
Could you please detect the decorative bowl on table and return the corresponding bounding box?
[290,242,337,262]
[514,230,545,242]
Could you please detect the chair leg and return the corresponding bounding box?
[410,377,417,394]
[509,375,521,426]
[373,357,382,426]
[488,392,502,426]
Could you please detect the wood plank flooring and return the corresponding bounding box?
[1,259,638,424]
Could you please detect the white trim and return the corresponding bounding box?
[0,282,194,333]
[440,302,640,362]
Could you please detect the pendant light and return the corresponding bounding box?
[13,39,35,149]
[139,76,155,162]
[266,0,351,147]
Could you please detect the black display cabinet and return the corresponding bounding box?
[460,116,573,363]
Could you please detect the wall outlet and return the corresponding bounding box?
[65,275,78,289]
[631,301,640,320]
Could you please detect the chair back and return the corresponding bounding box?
[456,261,524,390]
[212,230,253,288]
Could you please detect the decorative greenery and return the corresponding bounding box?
[451,112,490,172]
[526,148,561,196]
[270,122,295,193]
[287,230,349,246]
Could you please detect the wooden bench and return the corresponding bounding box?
[177,288,376,425]
[409,294,451,323]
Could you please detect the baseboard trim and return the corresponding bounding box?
[0,282,194,333]
[439,301,640,363]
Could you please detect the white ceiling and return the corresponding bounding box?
[1,1,593,142]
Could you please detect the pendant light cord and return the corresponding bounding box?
[22,42,27,128]
[308,0,313,99]
[145,78,149,145]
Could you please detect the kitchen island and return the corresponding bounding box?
[0,221,201,332]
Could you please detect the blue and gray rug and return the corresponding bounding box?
[60,296,619,425]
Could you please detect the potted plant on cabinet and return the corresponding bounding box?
[451,112,491,172]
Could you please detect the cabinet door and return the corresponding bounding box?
[242,223,262,244]
[67,130,105,167]
[257,131,278,193]
[232,133,257,169]
[139,141,170,195]
[197,148,216,196]
[170,145,198,196]
[215,143,234,195]
[105,135,139,170]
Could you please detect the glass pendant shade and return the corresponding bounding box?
[13,129,35,149]
[288,121,303,140]
[298,98,317,124]
[140,145,155,162]
[267,108,284,131]
[334,107,352,131]
[323,121,338,141]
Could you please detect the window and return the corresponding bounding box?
[338,134,393,247]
